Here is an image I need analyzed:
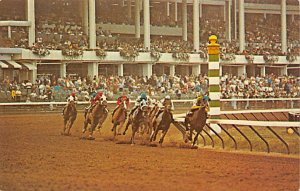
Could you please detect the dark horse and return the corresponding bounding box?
[82,96,108,140]
[184,106,208,146]
[149,101,173,146]
[62,101,77,135]
[111,99,127,138]
[130,100,149,144]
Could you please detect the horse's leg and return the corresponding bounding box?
[149,122,156,142]
[152,125,159,142]
[67,118,74,135]
[159,128,170,146]
[130,124,137,145]
[123,120,131,135]
[112,123,118,138]
[192,132,200,146]
[189,128,193,141]
[62,118,68,135]
[118,121,125,135]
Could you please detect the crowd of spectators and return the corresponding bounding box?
[1,73,299,103]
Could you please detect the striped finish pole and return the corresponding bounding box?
[207,35,221,133]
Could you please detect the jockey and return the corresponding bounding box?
[62,92,77,115]
[154,95,174,122]
[112,94,130,117]
[128,92,149,116]
[86,91,104,112]
[185,93,210,130]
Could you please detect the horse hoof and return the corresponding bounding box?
[123,132,126,135]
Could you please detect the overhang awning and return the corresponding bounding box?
[6,61,22,69]
[23,63,37,70]
[0,61,9,68]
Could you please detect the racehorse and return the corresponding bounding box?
[149,100,173,146]
[123,99,152,136]
[82,96,108,140]
[129,100,149,144]
[111,99,127,138]
[147,101,160,134]
[62,101,77,135]
[184,105,208,146]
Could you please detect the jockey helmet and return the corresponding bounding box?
[71,92,76,96]
[203,95,210,101]
[92,92,97,97]
[140,92,147,99]
[165,95,171,100]
[97,91,103,97]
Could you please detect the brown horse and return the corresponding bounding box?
[82,96,108,140]
[62,101,77,135]
[111,99,127,138]
[123,100,152,136]
[184,106,208,146]
[130,100,149,144]
[149,101,173,146]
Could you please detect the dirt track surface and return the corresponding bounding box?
[0,113,299,191]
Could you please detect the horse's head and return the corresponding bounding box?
[100,95,108,107]
[164,100,172,112]
[139,99,149,117]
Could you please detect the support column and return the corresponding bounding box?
[32,62,37,83]
[182,0,188,41]
[207,35,221,133]
[27,0,35,47]
[135,0,141,38]
[142,63,152,77]
[143,0,150,51]
[60,63,67,78]
[281,65,288,76]
[170,64,175,76]
[192,64,201,76]
[174,1,178,23]
[166,2,170,17]
[225,0,231,42]
[128,0,132,19]
[260,66,266,77]
[199,0,202,18]
[8,26,11,39]
[88,63,98,78]
[82,0,89,35]
[238,0,245,53]
[233,0,237,40]
[118,64,124,76]
[193,0,199,52]
[281,0,287,53]
[237,65,246,76]
[89,0,96,49]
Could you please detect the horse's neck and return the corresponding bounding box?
[193,107,207,119]
[114,106,122,117]
[93,104,102,112]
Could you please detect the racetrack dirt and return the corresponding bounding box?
[0,113,299,191]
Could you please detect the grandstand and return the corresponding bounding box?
[0,0,299,102]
